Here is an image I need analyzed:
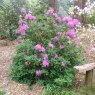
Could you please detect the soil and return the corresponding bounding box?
[0,31,95,95]
[0,40,43,95]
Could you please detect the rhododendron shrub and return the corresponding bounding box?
[9,8,83,86]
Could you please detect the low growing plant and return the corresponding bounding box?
[9,7,84,87]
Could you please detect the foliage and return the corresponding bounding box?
[30,0,49,15]
[9,6,83,87]
[84,10,95,25]
[43,84,95,95]
[58,0,73,17]
[0,89,5,95]
[0,0,30,40]
[0,1,18,40]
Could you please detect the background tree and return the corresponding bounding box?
[48,0,58,12]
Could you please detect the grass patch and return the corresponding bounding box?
[42,84,95,95]
[0,89,5,95]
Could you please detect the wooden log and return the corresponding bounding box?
[92,69,95,87]
[74,63,95,88]
[85,70,93,87]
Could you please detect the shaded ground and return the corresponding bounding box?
[0,31,95,95]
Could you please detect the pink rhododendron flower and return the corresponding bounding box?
[25,13,36,20]
[36,70,42,76]
[20,24,28,31]
[46,7,54,15]
[48,42,54,48]
[20,8,26,13]
[34,44,45,52]
[41,47,46,52]
[66,36,70,41]
[74,40,78,46]
[54,36,59,42]
[56,17,62,22]
[67,21,75,28]
[54,54,58,59]
[73,19,79,25]
[52,13,58,18]
[66,29,76,39]
[63,17,72,22]
[18,20,23,25]
[59,45,64,49]
[61,62,65,66]
[16,29,25,35]
[34,44,42,51]
[41,54,48,60]
[42,60,49,67]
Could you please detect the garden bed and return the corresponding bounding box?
[0,31,95,95]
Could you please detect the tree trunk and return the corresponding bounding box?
[74,0,87,24]
[48,0,58,12]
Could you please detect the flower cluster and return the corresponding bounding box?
[16,8,36,35]
[74,0,95,15]
[46,7,62,23]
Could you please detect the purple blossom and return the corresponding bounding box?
[54,36,59,42]
[34,44,42,52]
[16,29,25,35]
[20,8,26,13]
[48,42,54,48]
[36,70,42,76]
[59,45,64,49]
[73,19,79,25]
[74,40,78,46]
[42,60,49,67]
[25,13,36,20]
[63,17,72,22]
[61,62,65,66]
[46,7,54,15]
[67,21,75,28]
[41,47,46,52]
[18,20,23,25]
[41,54,48,60]
[52,13,58,18]
[19,24,28,31]
[66,36,70,41]
[66,29,76,39]
[56,17,62,22]
[34,44,45,52]
[54,54,58,59]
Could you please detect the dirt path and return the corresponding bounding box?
[0,41,42,95]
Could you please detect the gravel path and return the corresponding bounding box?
[0,41,43,95]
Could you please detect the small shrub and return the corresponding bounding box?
[9,7,83,87]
